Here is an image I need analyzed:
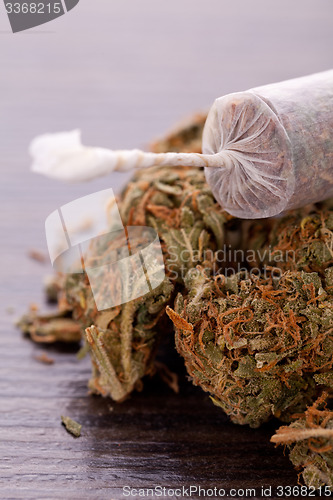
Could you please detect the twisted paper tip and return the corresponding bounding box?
[30,129,224,182]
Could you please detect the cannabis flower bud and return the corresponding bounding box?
[18,111,333,487]
[168,267,333,428]
[247,209,333,275]
[55,112,233,401]
[81,163,231,400]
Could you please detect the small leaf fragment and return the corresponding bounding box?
[61,416,82,438]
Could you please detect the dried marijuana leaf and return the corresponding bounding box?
[271,394,333,488]
[34,352,54,365]
[17,310,81,343]
[61,415,82,438]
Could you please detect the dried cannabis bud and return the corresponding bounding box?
[150,113,207,154]
[17,309,81,343]
[271,394,333,489]
[168,267,333,428]
[19,111,333,487]
[246,209,333,275]
[62,164,230,401]
[29,116,233,402]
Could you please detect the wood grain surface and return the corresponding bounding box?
[1,1,333,498]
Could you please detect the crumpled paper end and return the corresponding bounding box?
[29,129,92,182]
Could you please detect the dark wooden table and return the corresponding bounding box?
[1,1,333,498]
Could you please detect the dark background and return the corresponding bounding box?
[0,1,333,498]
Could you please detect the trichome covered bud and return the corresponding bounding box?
[246,209,333,275]
[53,118,233,400]
[168,268,333,428]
